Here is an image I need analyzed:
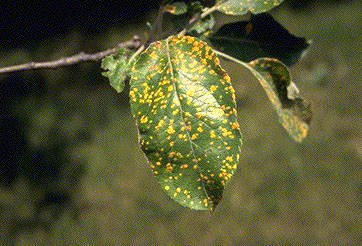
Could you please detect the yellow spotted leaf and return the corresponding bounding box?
[129,36,242,210]
[248,58,312,142]
[216,0,284,15]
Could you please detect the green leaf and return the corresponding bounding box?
[165,1,188,15]
[208,13,310,66]
[188,14,215,39]
[101,48,134,93]
[216,0,284,15]
[129,36,242,210]
[248,58,312,142]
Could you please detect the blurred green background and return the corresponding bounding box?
[1,0,362,245]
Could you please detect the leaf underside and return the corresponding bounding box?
[248,58,312,142]
[208,13,310,66]
[130,36,242,210]
[216,0,284,15]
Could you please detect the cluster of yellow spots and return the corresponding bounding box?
[140,115,148,124]
[128,35,243,210]
[166,125,176,135]
[191,133,198,141]
[203,199,209,207]
[210,130,216,139]
[162,182,205,207]
[218,169,232,186]
[149,51,158,59]
[231,122,239,130]
[210,85,218,93]
[172,109,180,116]
[165,163,173,172]
[219,126,235,139]
[178,133,187,140]
[180,164,188,169]
[186,89,195,97]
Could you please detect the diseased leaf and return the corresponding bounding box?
[165,1,188,15]
[248,58,312,142]
[163,1,215,40]
[208,13,310,66]
[216,0,284,15]
[129,36,242,210]
[101,48,134,93]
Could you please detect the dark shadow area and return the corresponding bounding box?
[288,0,349,9]
[0,76,86,246]
[0,1,161,50]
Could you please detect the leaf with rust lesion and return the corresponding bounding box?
[216,0,284,15]
[248,58,312,142]
[129,36,242,210]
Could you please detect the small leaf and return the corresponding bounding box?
[216,0,284,15]
[129,36,242,210]
[188,14,215,39]
[165,1,188,15]
[248,58,311,142]
[101,48,134,93]
[208,13,310,66]
[163,1,215,40]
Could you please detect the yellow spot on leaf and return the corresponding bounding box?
[210,85,218,92]
[140,115,148,124]
[180,164,188,169]
[167,126,176,135]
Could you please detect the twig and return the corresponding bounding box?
[212,49,251,70]
[0,36,142,75]
[0,3,218,76]
[127,1,169,68]
[178,5,218,37]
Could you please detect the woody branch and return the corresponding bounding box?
[0,36,142,75]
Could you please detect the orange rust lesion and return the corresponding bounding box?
[165,163,173,172]
[180,164,188,169]
[232,122,239,130]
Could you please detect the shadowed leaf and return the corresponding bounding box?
[101,48,134,93]
[208,13,310,66]
[216,0,284,15]
[129,36,242,210]
[248,58,312,142]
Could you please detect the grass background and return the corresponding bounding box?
[1,0,362,245]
